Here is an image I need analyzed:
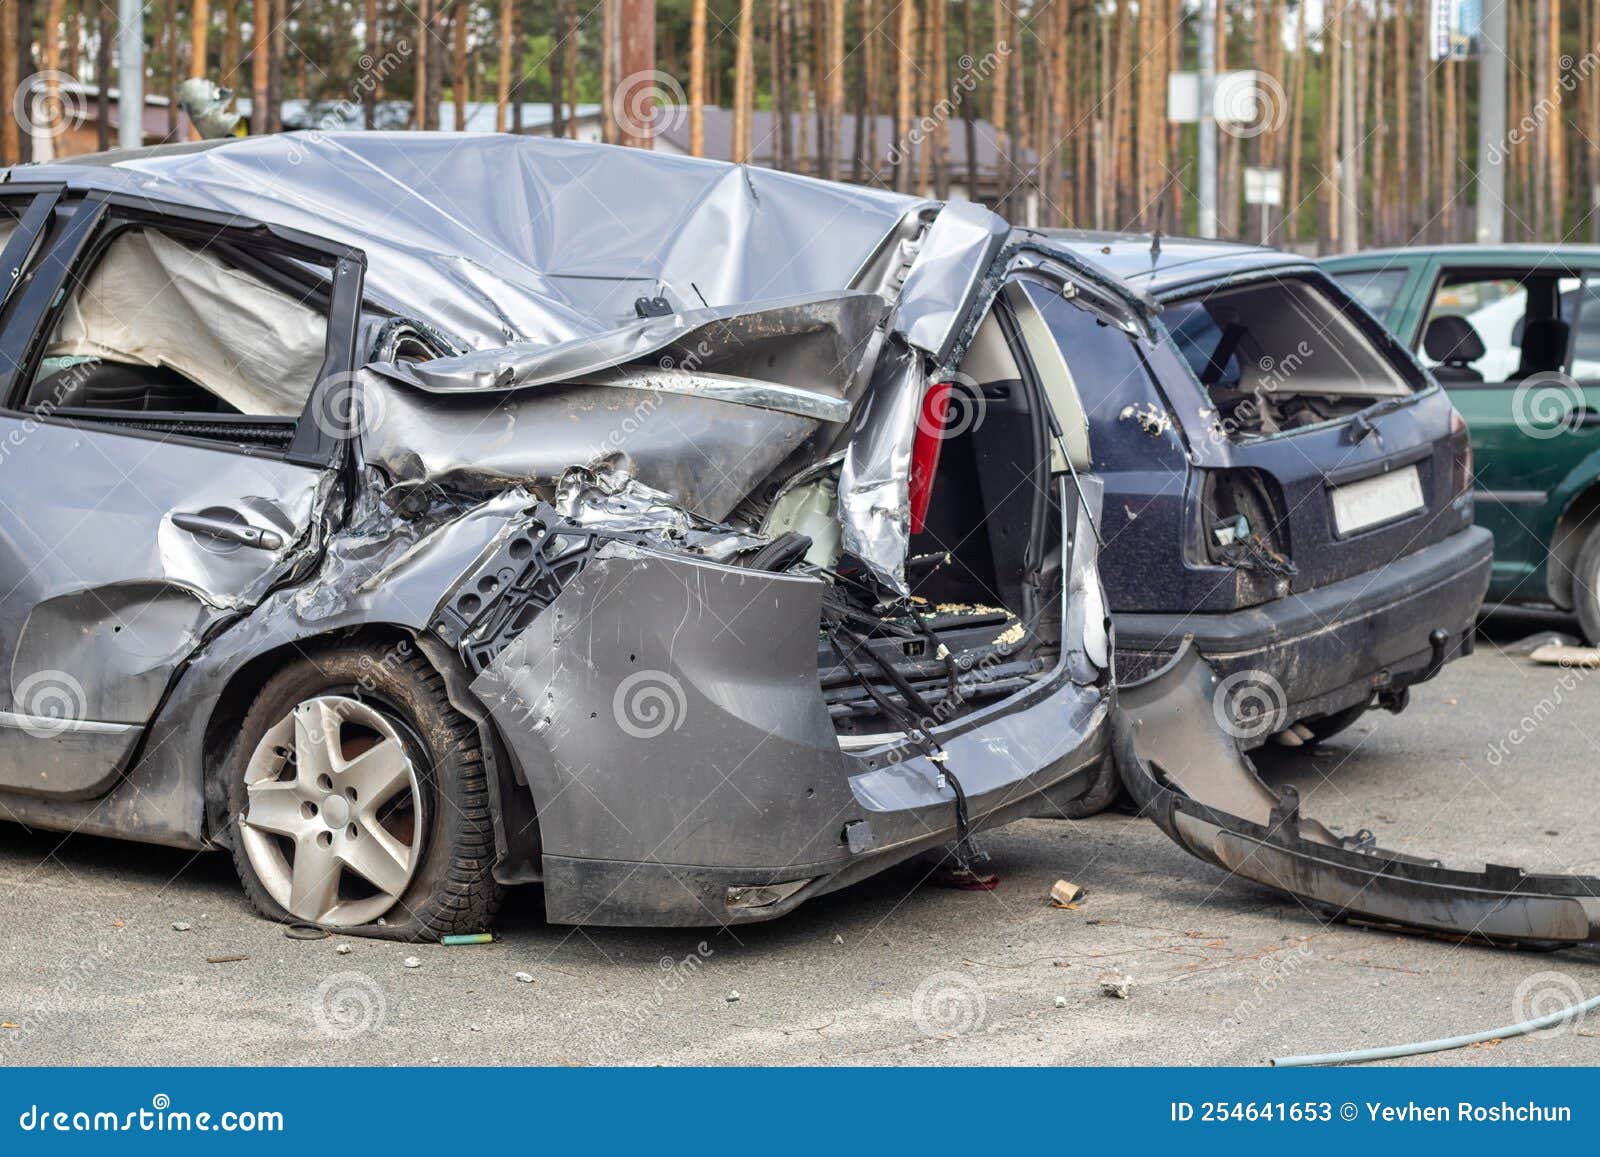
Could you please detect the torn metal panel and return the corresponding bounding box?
[1117,642,1600,947]
[372,291,884,398]
[893,200,1011,366]
[25,135,921,351]
[553,463,768,559]
[360,370,817,521]
[837,339,926,592]
[470,542,857,871]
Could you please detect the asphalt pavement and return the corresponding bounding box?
[4,624,1600,1066]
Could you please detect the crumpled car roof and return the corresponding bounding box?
[19,131,928,352]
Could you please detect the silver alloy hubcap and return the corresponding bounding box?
[239,696,423,927]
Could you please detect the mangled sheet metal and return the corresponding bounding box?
[1117,642,1600,948]
[26,133,926,351]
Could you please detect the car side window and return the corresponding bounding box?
[1568,275,1600,380]
[1421,272,1579,385]
[1331,268,1408,322]
[21,224,330,419]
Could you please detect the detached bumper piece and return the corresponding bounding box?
[1115,642,1600,949]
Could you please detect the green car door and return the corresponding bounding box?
[1330,250,1600,638]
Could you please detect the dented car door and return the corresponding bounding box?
[0,193,362,800]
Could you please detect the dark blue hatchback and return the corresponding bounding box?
[1039,232,1492,747]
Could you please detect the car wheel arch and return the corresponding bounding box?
[1545,470,1600,610]
[198,624,533,871]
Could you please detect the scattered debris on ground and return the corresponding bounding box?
[403,956,421,969]
[1099,972,1135,999]
[514,972,534,984]
[1529,642,1600,668]
[1049,880,1086,908]
[205,954,248,964]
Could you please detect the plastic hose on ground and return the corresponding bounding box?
[1271,989,1600,1067]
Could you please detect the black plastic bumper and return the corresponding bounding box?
[1112,526,1493,733]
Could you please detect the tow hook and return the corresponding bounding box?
[1418,627,1451,682]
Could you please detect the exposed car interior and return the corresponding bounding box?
[818,296,1070,740]
[1162,275,1413,438]
[1419,270,1594,384]
[24,225,330,435]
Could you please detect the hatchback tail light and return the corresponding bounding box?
[909,381,953,536]
[1449,409,1473,496]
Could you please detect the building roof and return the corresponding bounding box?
[654,106,1034,178]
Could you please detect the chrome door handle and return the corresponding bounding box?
[172,511,284,551]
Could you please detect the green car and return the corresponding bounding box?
[1324,246,1600,641]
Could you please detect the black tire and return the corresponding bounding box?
[225,644,503,941]
[1574,524,1600,646]
[1301,703,1370,744]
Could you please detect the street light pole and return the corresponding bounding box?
[1197,0,1217,238]
[1477,0,1508,242]
[116,0,142,150]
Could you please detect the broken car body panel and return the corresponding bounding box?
[0,135,1127,929]
[1118,643,1600,947]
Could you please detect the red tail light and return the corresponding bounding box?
[1449,409,1473,496]
[909,381,953,536]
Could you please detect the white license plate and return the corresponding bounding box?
[1330,465,1425,535]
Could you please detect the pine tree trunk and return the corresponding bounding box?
[774,0,793,169]
[734,0,754,162]
[496,0,511,131]
[894,0,913,190]
[550,0,567,137]
[690,0,706,154]
[453,0,468,130]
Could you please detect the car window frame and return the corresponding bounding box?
[0,190,366,469]
[1327,265,1412,324]
[1415,261,1589,390]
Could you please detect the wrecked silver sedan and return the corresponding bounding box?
[0,134,1134,937]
